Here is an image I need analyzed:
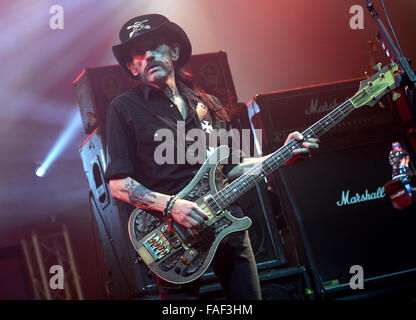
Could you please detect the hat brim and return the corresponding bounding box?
[112,21,192,79]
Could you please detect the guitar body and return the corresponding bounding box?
[128,145,252,284]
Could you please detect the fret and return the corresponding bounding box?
[308,127,316,137]
[214,99,356,208]
[328,114,336,125]
[263,161,272,172]
[322,115,334,127]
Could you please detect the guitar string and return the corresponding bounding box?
[223,99,356,202]
[213,98,360,208]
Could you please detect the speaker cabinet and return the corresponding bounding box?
[272,136,416,298]
[236,181,286,269]
[79,129,157,299]
[247,77,401,154]
[245,76,416,299]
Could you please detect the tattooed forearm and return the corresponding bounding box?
[120,180,157,209]
[109,177,169,212]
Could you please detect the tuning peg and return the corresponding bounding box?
[372,63,382,72]
[392,92,401,102]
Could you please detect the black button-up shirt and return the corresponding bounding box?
[104,82,242,195]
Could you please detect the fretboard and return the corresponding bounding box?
[214,99,356,208]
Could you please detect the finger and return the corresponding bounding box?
[284,131,303,145]
[184,215,200,228]
[190,210,205,224]
[183,222,193,229]
[292,147,310,155]
[288,131,303,141]
[173,216,193,229]
[193,206,210,221]
[305,137,320,143]
[302,142,319,149]
[294,132,304,141]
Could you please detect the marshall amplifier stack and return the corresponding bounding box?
[247,77,403,153]
[247,78,416,299]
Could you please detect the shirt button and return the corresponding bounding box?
[170,104,174,108]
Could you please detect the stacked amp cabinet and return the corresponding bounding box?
[247,77,416,299]
[76,52,297,300]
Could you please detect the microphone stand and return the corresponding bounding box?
[366,1,416,210]
[365,1,416,123]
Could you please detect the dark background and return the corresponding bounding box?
[0,0,415,299]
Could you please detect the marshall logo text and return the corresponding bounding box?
[305,98,341,116]
[336,187,385,207]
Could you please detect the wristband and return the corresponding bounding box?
[166,196,179,216]
[163,196,178,217]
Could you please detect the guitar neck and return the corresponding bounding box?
[214,98,356,208]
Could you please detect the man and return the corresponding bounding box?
[105,14,319,300]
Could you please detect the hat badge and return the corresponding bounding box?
[126,19,151,38]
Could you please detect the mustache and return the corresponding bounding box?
[146,62,162,72]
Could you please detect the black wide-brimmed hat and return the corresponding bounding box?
[112,14,192,79]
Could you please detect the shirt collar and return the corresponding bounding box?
[140,83,159,102]
[139,81,203,109]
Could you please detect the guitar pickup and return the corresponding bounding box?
[171,220,196,248]
[160,224,181,249]
[203,194,222,216]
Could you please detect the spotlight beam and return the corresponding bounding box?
[36,109,82,177]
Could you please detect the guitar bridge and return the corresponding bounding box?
[143,231,172,261]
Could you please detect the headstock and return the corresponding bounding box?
[350,63,401,108]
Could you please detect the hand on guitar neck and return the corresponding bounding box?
[227,131,319,181]
[282,131,320,165]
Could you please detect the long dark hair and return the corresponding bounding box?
[174,67,229,121]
